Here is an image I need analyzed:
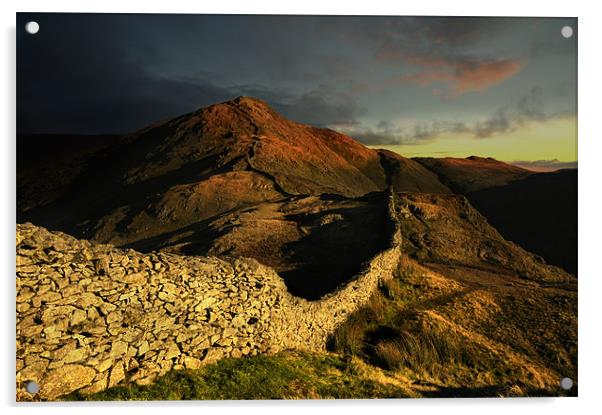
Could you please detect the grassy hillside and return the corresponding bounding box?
[329,257,576,397]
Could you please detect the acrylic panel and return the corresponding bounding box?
[16,13,577,401]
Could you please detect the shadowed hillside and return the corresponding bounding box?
[378,150,452,194]
[412,156,577,275]
[17,134,123,213]
[467,169,577,275]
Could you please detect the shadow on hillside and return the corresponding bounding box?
[279,200,391,300]
[125,193,394,301]
[467,169,577,275]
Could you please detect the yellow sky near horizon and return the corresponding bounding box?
[370,117,577,163]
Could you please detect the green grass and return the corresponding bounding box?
[65,351,410,401]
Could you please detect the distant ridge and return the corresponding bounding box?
[413,156,532,193]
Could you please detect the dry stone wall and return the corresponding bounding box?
[16,191,402,401]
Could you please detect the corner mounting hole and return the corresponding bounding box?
[561,26,573,39]
[25,21,39,35]
[25,380,40,394]
[560,377,573,390]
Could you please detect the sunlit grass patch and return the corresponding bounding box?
[65,351,410,401]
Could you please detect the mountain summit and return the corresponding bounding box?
[18,97,450,245]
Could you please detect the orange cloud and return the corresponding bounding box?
[399,55,525,96]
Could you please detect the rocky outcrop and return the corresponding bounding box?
[16,192,402,401]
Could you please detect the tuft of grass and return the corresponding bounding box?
[371,326,481,375]
[65,351,410,401]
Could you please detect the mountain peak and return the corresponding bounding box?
[217,96,273,114]
[231,95,269,106]
[196,96,278,126]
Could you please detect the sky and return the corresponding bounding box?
[17,14,577,169]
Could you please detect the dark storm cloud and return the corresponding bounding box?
[366,17,503,61]
[17,14,237,133]
[344,121,403,145]
[528,19,578,59]
[420,17,495,45]
[16,14,362,134]
[338,16,505,59]
[361,17,572,98]
[346,19,527,98]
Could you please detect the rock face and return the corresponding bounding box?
[16,191,402,401]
